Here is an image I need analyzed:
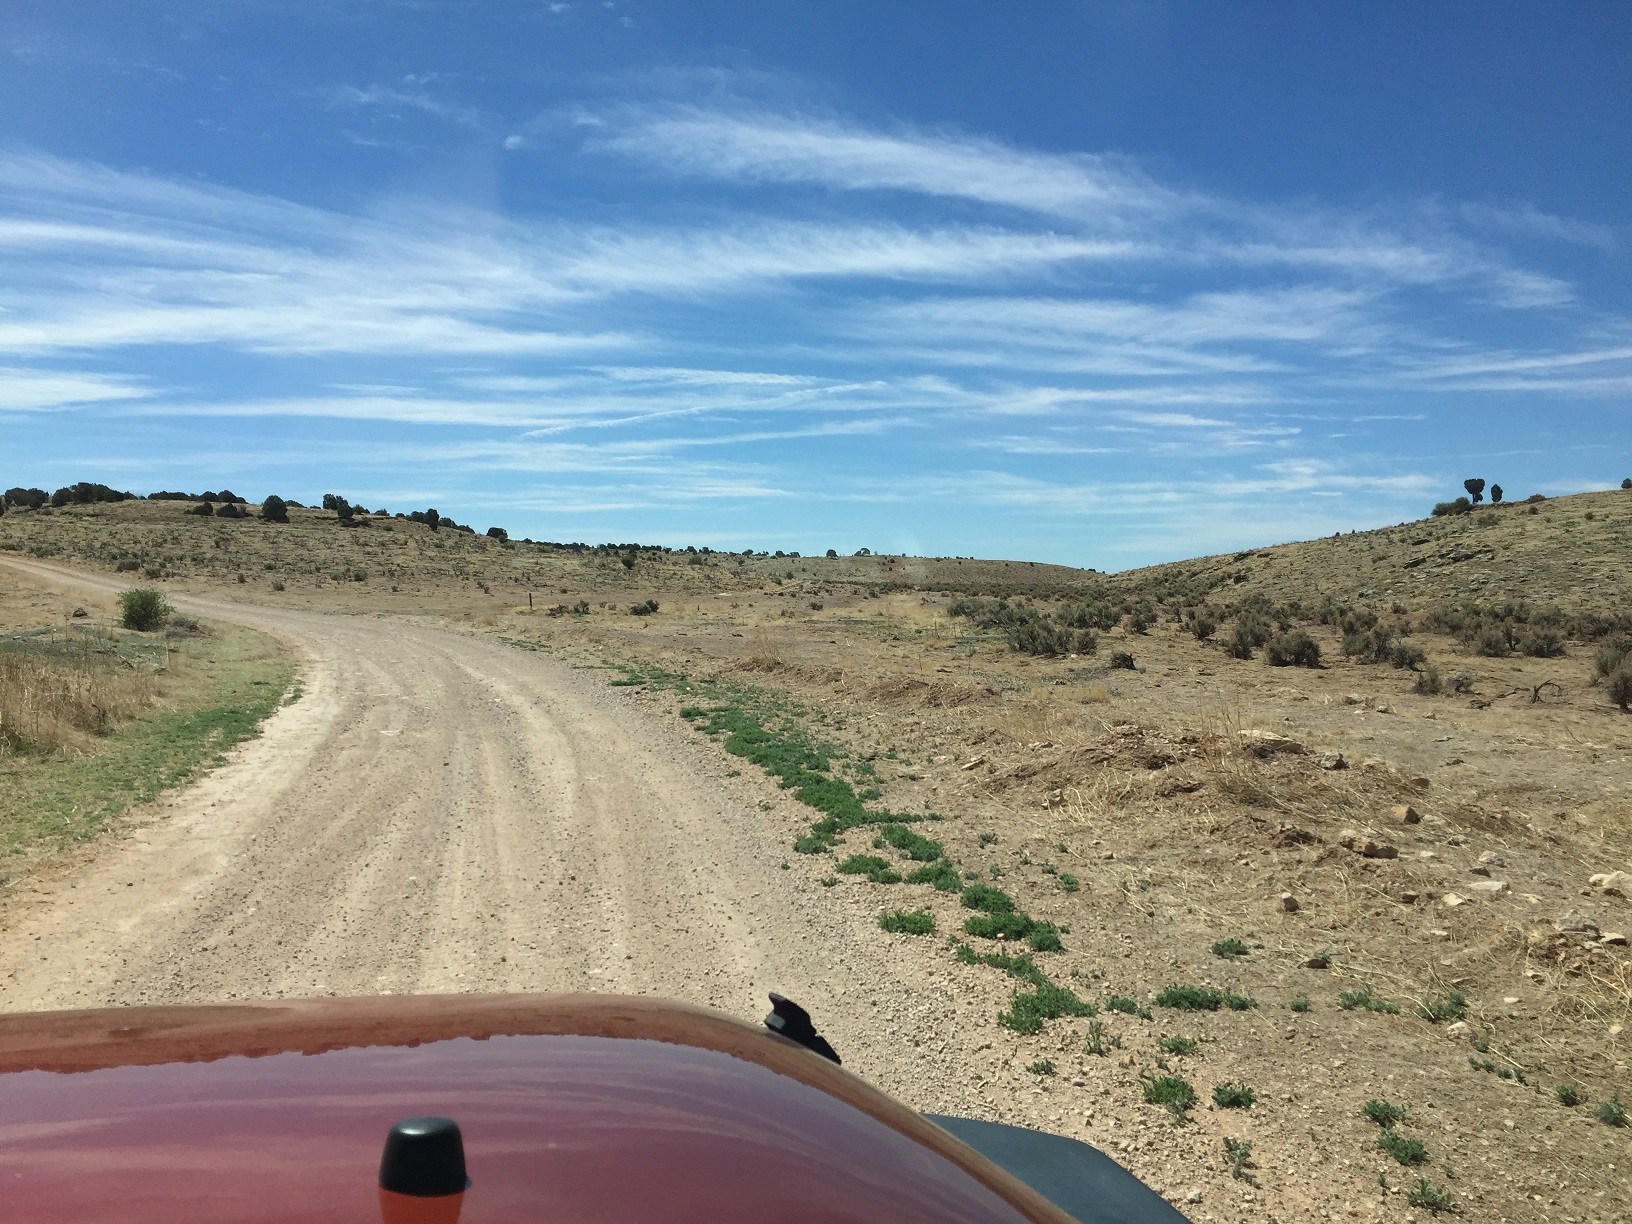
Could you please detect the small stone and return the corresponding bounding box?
[1400,891,1421,904]
[1317,752,1348,770]
[1185,1188,1203,1204]
[1602,932,1629,946]
[1478,850,1507,867]
[70,606,88,618]
[1339,829,1398,859]
[1427,928,1451,939]
[1589,871,1632,898]
[1502,996,1519,1005]
[1555,911,1600,935]
[1470,865,1491,877]
[1237,729,1305,757]
[1301,953,1330,969]
[1442,893,1470,908]
[1393,804,1422,824]
[1468,879,1510,895]
[1279,892,1300,913]
[1446,1021,1473,1041]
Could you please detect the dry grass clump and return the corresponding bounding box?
[0,648,156,756]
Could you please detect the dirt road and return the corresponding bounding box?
[0,558,974,1110]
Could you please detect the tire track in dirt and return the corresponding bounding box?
[0,557,984,1114]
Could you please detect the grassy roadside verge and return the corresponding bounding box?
[0,621,294,861]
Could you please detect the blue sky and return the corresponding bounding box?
[2,2,1628,567]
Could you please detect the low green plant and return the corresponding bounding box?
[1223,1137,1258,1187]
[1599,1095,1628,1127]
[1417,993,1467,1023]
[964,911,1035,940]
[118,587,172,631]
[1288,997,1311,1013]
[905,861,961,891]
[1210,937,1250,960]
[1406,1178,1454,1212]
[1554,1084,1581,1107]
[1377,1129,1429,1166]
[1338,986,1400,1014]
[836,854,901,884]
[878,908,935,935]
[1106,995,1151,1019]
[1083,1018,1113,1056]
[999,982,1095,1035]
[1158,1035,1198,1055]
[1213,1082,1256,1109]
[1140,1074,1197,1121]
[978,831,997,845]
[1057,872,1080,892]
[873,823,944,861]
[960,883,1015,913]
[1155,985,1256,1012]
[1362,1099,1407,1128]
[1027,1059,1056,1076]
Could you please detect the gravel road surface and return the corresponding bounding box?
[0,558,980,1112]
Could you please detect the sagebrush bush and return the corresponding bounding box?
[118,587,171,631]
[1610,669,1632,712]
[1265,630,1321,668]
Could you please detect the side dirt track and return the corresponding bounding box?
[0,557,981,1116]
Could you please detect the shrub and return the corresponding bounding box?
[629,599,659,616]
[874,823,943,861]
[1140,1074,1197,1120]
[1108,649,1135,669]
[1211,937,1250,960]
[1413,663,1443,695]
[998,982,1094,1034]
[1159,1035,1199,1055]
[1599,1095,1628,1127]
[1407,1179,1455,1211]
[1431,496,1472,517]
[1377,1129,1429,1165]
[1156,985,1255,1011]
[1223,1137,1258,1186]
[1609,669,1632,712]
[1363,1099,1407,1127]
[1339,986,1400,1013]
[961,883,1016,913]
[1463,478,1485,504]
[1027,1059,1056,1076]
[1213,1082,1256,1109]
[1417,993,1467,1023]
[878,908,935,936]
[1025,921,1063,953]
[260,495,289,523]
[1184,606,1218,640]
[1554,1084,1581,1107]
[1521,629,1564,658]
[905,861,960,891]
[1105,995,1147,1017]
[118,587,172,631]
[836,854,901,884]
[964,912,1035,940]
[1125,599,1157,634]
[1594,639,1632,680]
[1265,630,1322,668]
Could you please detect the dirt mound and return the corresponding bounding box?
[863,676,995,708]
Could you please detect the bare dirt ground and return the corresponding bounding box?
[0,557,987,1124]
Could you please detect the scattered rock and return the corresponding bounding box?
[70,606,88,618]
[1316,752,1348,770]
[1237,729,1305,757]
[1479,850,1507,867]
[1602,932,1629,946]
[1393,804,1422,824]
[1278,892,1300,913]
[1043,789,1065,810]
[1470,865,1491,877]
[1445,1021,1474,1041]
[1442,893,1470,908]
[1400,891,1421,905]
[1589,871,1632,898]
[1301,953,1330,969]
[1553,912,1599,936]
[1185,1188,1202,1204]
[959,756,987,771]
[1468,879,1510,895]
[1338,829,1398,859]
